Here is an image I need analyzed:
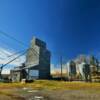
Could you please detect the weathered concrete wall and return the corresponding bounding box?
[26,37,51,79]
[26,45,40,67]
[10,70,21,82]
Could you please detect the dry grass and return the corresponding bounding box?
[32,80,100,91]
[0,91,25,100]
[0,80,100,100]
[0,80,100,91]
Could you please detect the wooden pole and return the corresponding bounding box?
[60,56,63,80]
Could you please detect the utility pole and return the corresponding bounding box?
[0,64,3,79]
[60,55,63,80]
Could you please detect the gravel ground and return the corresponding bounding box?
[24,90,100,100]
[0,88,99,100]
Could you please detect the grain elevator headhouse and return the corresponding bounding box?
[25,37,51,79]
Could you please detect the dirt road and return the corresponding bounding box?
[0,89,100,100]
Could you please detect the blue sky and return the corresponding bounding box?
[0,0,100,67]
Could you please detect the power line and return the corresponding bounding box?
[7,49,26,58]
[30,47,50,63]
[0,30,50,66]
[0,49,10,56]
[0,30,28,48]
[0,30,28,57]
[0,37,26,59]
[0,38,14,56]
[0,50,27,78]
[0,33,25,56]
[25,47,50,67]
[1,50,27,68]
[0,30,66,66]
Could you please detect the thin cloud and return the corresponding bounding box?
[0,47,26,66]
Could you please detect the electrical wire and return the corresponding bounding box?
[0,30,50,66]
